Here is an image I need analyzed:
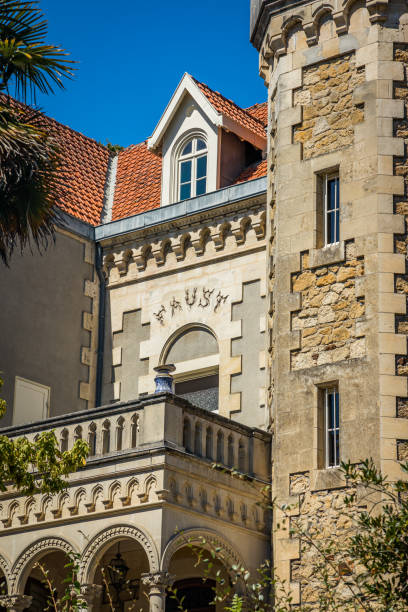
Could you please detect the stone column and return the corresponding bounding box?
[0,595,32,611]
[80,584,103,611]
[141,571,173,612]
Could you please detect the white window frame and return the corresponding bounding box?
[324,173,340,246]
[177,137,207,201]
[325,387,340,468]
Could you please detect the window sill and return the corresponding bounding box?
[311,466,346,492]
[309,241,345,269]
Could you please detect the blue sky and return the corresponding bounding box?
[35,0,266,148]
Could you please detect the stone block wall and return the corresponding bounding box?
[293,56,365,160]
[291,243,365,370]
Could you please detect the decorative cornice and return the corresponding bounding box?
[103,208,266,282]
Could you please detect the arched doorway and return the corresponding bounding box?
[166,578,215,612]
[23,550,69,611]
[0,568,7,612]
[91,538,150,611]
[166,545,231,612]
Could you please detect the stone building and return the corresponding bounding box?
[1,0,408,607]
[251,0,408,605]
[0,74,271,611]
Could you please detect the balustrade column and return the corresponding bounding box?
[0,595,32,611]
[141,571,173,612]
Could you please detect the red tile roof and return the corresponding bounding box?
[3,79,267,226]
[193,78,267,140]
[245,102,268,127]
[1,97,110,226]
[234,159,267,184]
[112,142,162,220]
[43,116,109,225]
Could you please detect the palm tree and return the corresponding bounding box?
[0,0,75,265]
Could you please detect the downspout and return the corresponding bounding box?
[95,151,118,405]
[95,242,105,407]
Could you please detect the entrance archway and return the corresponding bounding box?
[91,538,150,611]
[166,578,215,612]
[23,549,69,611]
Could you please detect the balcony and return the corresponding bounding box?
[0,394,271,611]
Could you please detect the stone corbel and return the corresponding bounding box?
[151,240,166,266]
[366,0,389,22]
[230,219,246,245]
[113,251,130,276]
[190,229,206,255]
[132,245,148,271]
[0,595,32,612]
[333,9,347,35]
[303,20,317,46]
[251,211,266,239]
[170,234,186,261]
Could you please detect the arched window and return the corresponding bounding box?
[162,325,219,412]
[178,137,207,201]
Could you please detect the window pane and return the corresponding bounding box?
[180,183,191,201]
[180,160,191,183]
[335,391,339,427]
[196,155,207,179]
[327,211,336,244]
[181,141,192,156]
[196,178,206,196]
[335,208,339,242]
[327,178,337,211]
[328,430,335,466]
[196,138,206,151]
[327,392,335,429]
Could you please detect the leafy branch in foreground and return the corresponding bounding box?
[178,459,408,611]
[0,0,75,102]
[0,376,88,495]
[0,0,75,264]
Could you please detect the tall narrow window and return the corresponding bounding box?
[325,387,340,467]
[324,174,340,245]
[178,137,207,201]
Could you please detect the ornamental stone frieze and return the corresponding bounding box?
[102,208,266,282]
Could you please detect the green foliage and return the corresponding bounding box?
[35,551,88,611]
[0,1,74,102]
[180,459,408,611]
[0,0,74,264]
[0,376,88,495]
[0,101,62,264]
[106,142,124,154]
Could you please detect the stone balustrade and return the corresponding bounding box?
[1,393,271,480]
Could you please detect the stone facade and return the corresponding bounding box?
[252,0,408,605]
[293,55,365,160]
[291,243,365,370]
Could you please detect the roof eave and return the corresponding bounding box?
[220,115,267,151]
[147,73,222,152]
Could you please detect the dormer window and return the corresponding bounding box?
[178,137,207,201]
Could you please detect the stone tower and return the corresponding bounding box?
[251,0,408,604]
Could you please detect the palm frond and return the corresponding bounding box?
[0,100,66,265]
[0,1,75,102]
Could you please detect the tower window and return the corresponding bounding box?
[178,137,207,201]
[325,387,340,468]
[324,173,340,245]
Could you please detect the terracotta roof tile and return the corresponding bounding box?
[3,98,112,226]
[112,142,162,221]
[193,78,267,141]
[234,159,267,184]
[245,102,268,127]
